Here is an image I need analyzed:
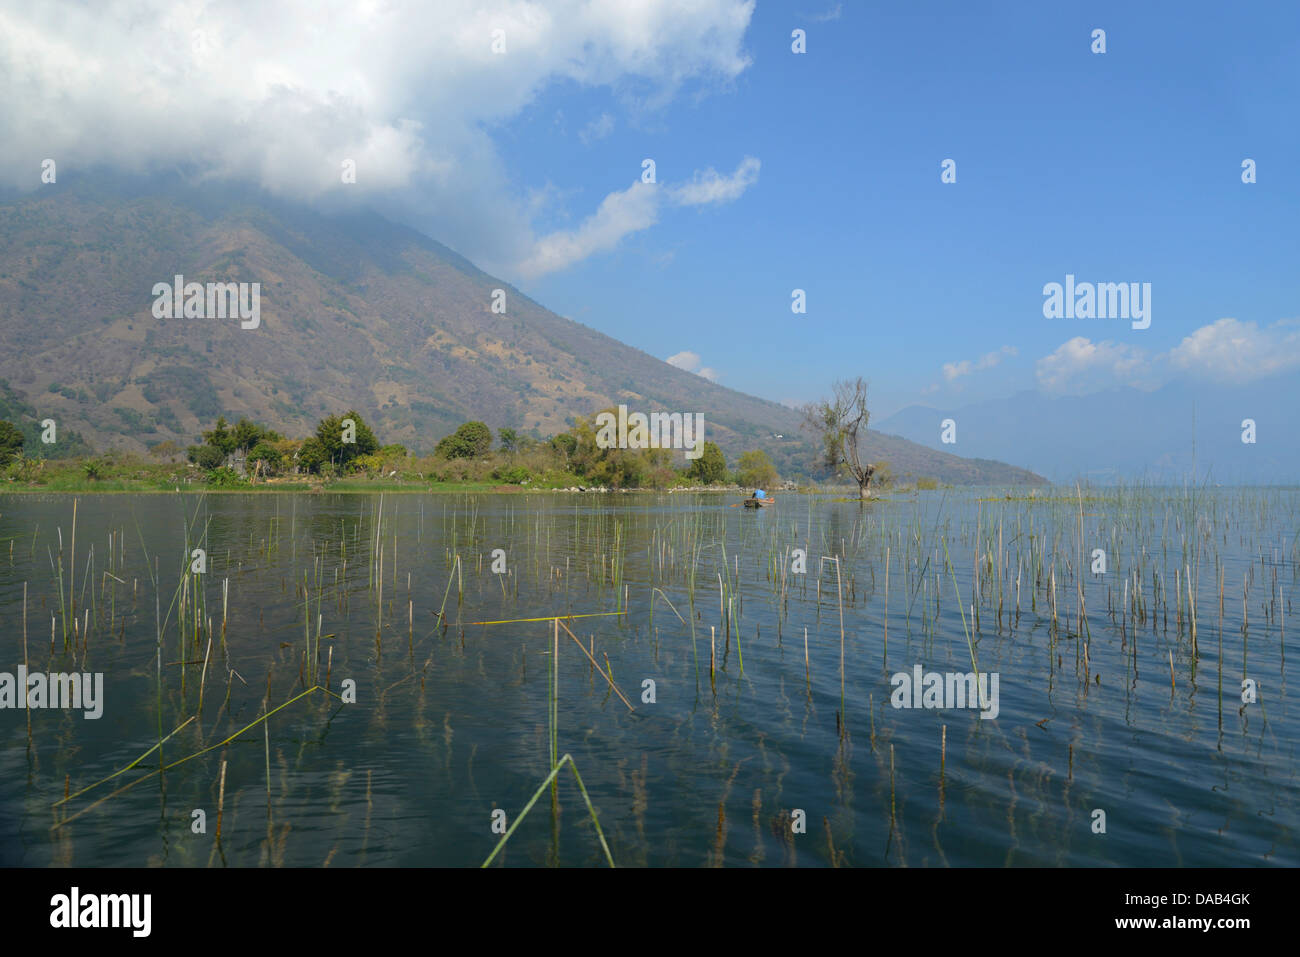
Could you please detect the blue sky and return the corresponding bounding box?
[506,2,1300,415]
[4,0,1297,419]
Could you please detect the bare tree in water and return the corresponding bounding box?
[801,377,876,500]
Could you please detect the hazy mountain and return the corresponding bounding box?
[876,376,1298,485]
[0,175,1045,485]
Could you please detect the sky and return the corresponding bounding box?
[2,0,1297,418]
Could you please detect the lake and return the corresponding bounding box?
[1,489,1295,866]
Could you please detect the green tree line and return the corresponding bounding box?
[165,406,785,490]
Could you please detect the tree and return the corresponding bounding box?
[561,409,670,488]
[550,433,577,463]
[436,421,492,459]
[247,441,282,479]
[297,437,328,473]
[187,444,226,470]
[687,441,727,485]
[148,440,180,460]
[801,377,876,500]
[312,411,379,471]
[0,420,23,464]
[498,428,518,454]
[736,449,778,488]
[232,417,279,452]
[202,416,237,456]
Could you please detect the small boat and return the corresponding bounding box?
[742,497,775,508]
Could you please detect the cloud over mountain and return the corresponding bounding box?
[0,0,757,276]
[666,350,720,382]
[517,156,759,277]
[1168,318,1300,383]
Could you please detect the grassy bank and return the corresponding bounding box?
[0,452,762,494]
[1,448,947,495]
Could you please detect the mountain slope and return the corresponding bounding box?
[0,175,1044,485]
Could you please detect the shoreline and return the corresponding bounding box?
[0,483,806,496]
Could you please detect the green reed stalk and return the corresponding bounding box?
[481,754,614,868]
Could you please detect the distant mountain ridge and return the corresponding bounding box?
[0,174,1045,486]
[876,376,1300,485]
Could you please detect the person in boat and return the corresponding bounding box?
[751,489,766,500]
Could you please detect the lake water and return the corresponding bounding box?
[1,489,1295,866]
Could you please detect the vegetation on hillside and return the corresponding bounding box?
[3,406,831,492]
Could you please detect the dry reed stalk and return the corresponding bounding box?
[70,499,77,622]
[556,618,634,711]
[889,744,897,832]
[804,626,810,683]
[216,759,227,840]
[710,626,716,683]
[23,582,30,746]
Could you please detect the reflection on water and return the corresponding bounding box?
[1,489,1295,866]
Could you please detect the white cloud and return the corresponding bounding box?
[579,112,615,145]
[518,156,759,277]
[941,360,972,382]
[807,3,843,22]
[1168,317,1300,383]
[0,0,757,273]
[667,350,701,369]
[942,345,1017,382]
[1035,337,1155,394]
[667,349,719,381]
[518,180,660,277]
[670,156,760,206]
[1033,317,1300,395]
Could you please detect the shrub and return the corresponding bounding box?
[491,464,531,484]
[0,419,23,464]
[735,449,778,488]
[206,467,247,488]
[187,444,226,470]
